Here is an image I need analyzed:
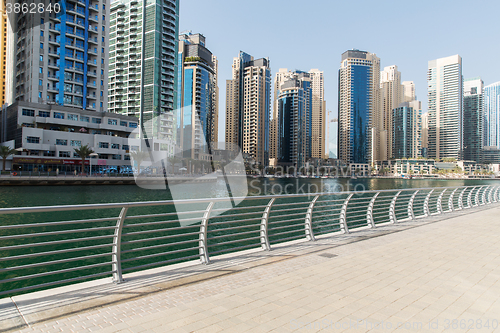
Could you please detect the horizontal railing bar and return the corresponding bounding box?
[268,217,305,225]
[271,202,310,208]
[344,212,367,220]
[208,243,259,256]
[312,228,341,235]
[269,212,306,220]
[0,271,113,297]
[0,226,116,241]
[207,236,261,247]
[122,237,199,247]
[347,217,370,225]
[122,243,200,255]
[269,234,304,244]
[269,223,303,232]
[312,213,341,220]
[0,217,118,230]
[271,206,311,213]
[208,224,259,233]
[207,229,259,240]
[208,217,261,226]
[0,243,111,262]
[269,229,304,238]
[348,220,371,228]
[122,225,201,237]
[315,198,348,204]
[0,234,114,252]
[312,207,342,214]
[121,247,198,263]
[0,252,111,273]
[123,219,195,228]
[0,261,112,284]
[124,210,199,220]
[0,186,471,215]
[121,254,200,273]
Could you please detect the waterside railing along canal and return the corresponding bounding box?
[0,185,499,298]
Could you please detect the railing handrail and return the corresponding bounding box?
[0,185,479,215]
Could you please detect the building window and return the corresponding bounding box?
[80,116,90,122]
[99,142,109,148]
[70,140,82,147]
[27,136,40,144]
[54,112,65,119]
[73,152,80,158]
[90,130,101,134]
[40,43,43,49]
[112,154,121,160]
[92,118,102,124]
[56,139,68,146]
[38,111,50,117]
[22,109,35,117]
[98,154,108,159]
[129,122,137,128]
[68,114,78,121]
[44,151,55,157]
[122,144,130,151]
[22,123,34,128]
[59,151,71,158]
[111,143,120,149]
[120,121,127,127]
[108,119,117,125]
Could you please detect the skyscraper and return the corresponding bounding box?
[402,81,416,102]
[13,1,109,110]
[176,32,218,159]
[108,0,179,142]
[276,73,312,169]
[379,65,403,161]
[483,82,500,149]
[338,49,380,165]
[271,68,326,163]
[427,55,463,159]
[462,77,483,162]
[0,0,8,105]
[421,112,428,157]
[225,51,271,166]
[392,100,421,159]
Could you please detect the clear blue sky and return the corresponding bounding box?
[179,0,500,143]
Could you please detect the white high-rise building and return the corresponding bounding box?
[483,82,500,149]
[427,55,463,159]
[402,81,416,102]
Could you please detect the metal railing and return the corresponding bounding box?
[0,185,499,297]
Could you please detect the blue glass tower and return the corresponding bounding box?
[338,50,380,164]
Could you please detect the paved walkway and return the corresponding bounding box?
[3,203,500,333]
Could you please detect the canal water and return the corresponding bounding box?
[0,177,498,297]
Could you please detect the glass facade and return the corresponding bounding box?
[463,78,483,162]
[392,103,421,159]
[350,65,371,163]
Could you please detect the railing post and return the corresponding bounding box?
[305,195,320,241]
[436,189,447,214]
[487,186,493,204]
[339,194,353,234]
[474,186,482,206]
[494,186,500,203]
[458,187,467,210]
[481,186,489,205]
[448,188,458,212]
[423,189,434,217]
[112,206,128,284]
[389,191,401,223]
[260,198,275,250]
[408,190,419,220]
[367,192,380,228]
[199,202,214,264]
[467,187,475,208]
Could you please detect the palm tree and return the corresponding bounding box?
[168,156,182,174]
[130,150,150,174]
[73,144,94,174]
[0,146,17,172]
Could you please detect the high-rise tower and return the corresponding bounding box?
[225,51,270,166]
[483,82,500,149]
[176,32,218,159]
[392,100,422,159]
[13,0,109,110]
[427,55,463,160]
[108,0,179,142]
[462,77,483,162]
[379,65,403,161]
[338,49,380,165]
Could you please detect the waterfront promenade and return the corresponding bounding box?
[1,202,499,332]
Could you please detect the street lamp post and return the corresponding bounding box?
[89,153,98,176]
